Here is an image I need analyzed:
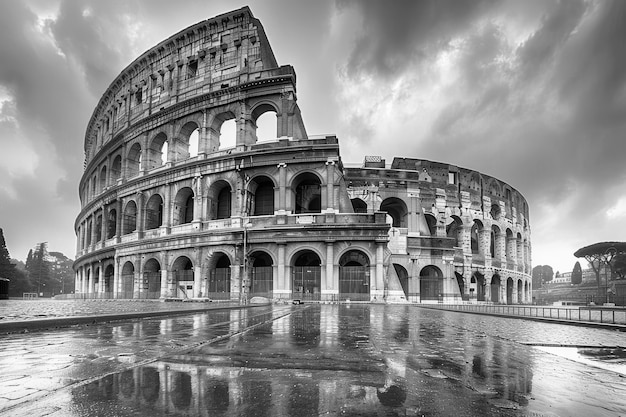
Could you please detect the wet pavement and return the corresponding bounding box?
[1,304,625,416]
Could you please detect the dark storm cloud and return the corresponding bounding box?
[337,0,495,79]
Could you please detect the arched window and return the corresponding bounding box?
[250,177,275,216]
[339,250,370,301]
[293,173,321,214]
[111,155,122,181]
[351,198,367,213]
[219,119,236,150]
[252,104,278,142]
[173,187,194,225]
[380,198,408,228]
[99,166,107,191]
[127,143,142,177]
[122,201,137,234]
[145,194,164,230]
[143,258,161,298]
[148,133,167,169]
[121,261,135,298]
[420,266,442,301]
[216,186,231,219]
[446,216,463,247]
[107,208,117,239]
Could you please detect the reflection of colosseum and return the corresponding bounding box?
[73,7,531,304]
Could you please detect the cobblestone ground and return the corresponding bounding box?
[1,304,625,416]
[0,299,231,323]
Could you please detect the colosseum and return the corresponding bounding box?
[73,7,532,304]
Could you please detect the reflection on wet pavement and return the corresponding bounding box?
[3,305,626,416]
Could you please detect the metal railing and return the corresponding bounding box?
[423,304,626,325]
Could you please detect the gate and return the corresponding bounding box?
[292,266,321,301]
[208,268,231,300]
[339,266,370,301]
[251,266,273,298]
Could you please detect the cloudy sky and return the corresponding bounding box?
[1,0,625,274]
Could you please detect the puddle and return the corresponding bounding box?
[535,346,626,376]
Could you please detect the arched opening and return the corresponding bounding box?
[93,267,100,293]
[517,279,523,304]
[292,250,321,301]
[249,176,275,216]
[172,256,194,299]
[490,203,501,220]
[380,198,408,228]
[107,208,117,239]
[293,173,322,214]
[456,271,465,300]
[446,216,463,247]
[143,258,161,299]
[99,166,107,191]
[189,128,199,157]
[419,266,443,301]
[171,372,192,410]
[111,155,122,181]
[219,118,237,150]
[351,198,367,213]
[216,185,232,219]
[424,214,437,236]
[173,187,194,225]
[148,132,168,169]
[179,122,200,159]
[95,214,103,242]
[121,261,135,298]
[254,108,277,142]
[394,264,409,299]
[491,274,501,303]
[490,225,501,260]
[505,229,514,263]
[507,277,514,305]
[249,251,273,298]
[208,253,231,300]
[472,272,485,301]
[127,143,142,177]
[122,201,137,235]
[471,220,483,255]
[339,250,370,301]
[145,194,164,230]
[104,265,114,294]
[85,219,92,246]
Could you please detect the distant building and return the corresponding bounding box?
[73,7,532,304]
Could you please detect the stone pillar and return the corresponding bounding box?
[101,206,108,242]
[134,256,142,299]
[160,251,169,299]
[277,242,287,297]
[277,163,287,213]
[375,243,385,296]
[325,160,335,211]
[161,184,171,234]
[506,235,517,267]
[193,174,203,225]
[116,199,123,243]
[324,241,334,297]
[136,192,145,239]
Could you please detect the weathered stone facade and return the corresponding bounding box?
[74,7,531,304]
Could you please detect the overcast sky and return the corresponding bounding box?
[1,0,625,274]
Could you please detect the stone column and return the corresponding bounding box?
[375,243,385,297]
[160,251,169,299]
[325,160,335,211]
[277,163,287,213]
[116,199,123,243]
[324,241,334,298]
[277,242,287,298]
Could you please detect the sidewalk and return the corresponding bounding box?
[0,299,244,334]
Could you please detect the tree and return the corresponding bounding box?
[26,242,52,296]
[571,261,583,284]
[532,265,554,286]
[0,228,16,280]
[574,241,626,297]
[541,265,554,283]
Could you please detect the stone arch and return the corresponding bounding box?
[490,202,501,220]
[471,219,484,255]
[506,277,514,304]
[446,216,463,247]
[121,261,135,297]
[127,142,142,178]
[394,264,409,298]
[249,250,273,297]
[490,224,502,259]
[424,213,437,236]
[351,198,367,213]
[178,120,201,159]
[505,228,514,263]
[173,187,194,225]
[248,175,275,216]
[104,264,114,293]
[491,274,501,303]
[107,207,117,239]
[291,249,322,301]
[99,165,107,191]
[291,171,322,214]
[143,258,161,297]
[338,249,371,301]
[207,252,231,299]
[251,101,279,142]
[122,200,137,235]
[517,278,523,304]
[210,108,238,151]
[147,132,168,169]
[171,256,194,299]
[145,193,164,230]
[111,154,122,181]
[208,180,233,220]
[380,197,408,228]
[471,271,485,301]
[419,265,443,301]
